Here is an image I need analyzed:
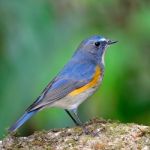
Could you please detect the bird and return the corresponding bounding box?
[8,35,117,132]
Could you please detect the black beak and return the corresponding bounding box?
[107,40,118,45]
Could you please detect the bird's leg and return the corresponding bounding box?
[65,109,90,135]
[65,109,82,126]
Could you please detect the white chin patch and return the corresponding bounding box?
[102,51,106,65]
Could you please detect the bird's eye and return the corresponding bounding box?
[95,41,100,47]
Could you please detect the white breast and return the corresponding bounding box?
[51,83,101,110]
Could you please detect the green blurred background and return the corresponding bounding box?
[0,0,150,138]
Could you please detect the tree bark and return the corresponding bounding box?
[1,118,150,150]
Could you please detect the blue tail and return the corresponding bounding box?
[8,110,38,132]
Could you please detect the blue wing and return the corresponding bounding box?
[27,60,96,111]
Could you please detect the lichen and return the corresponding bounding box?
[1,118,150,150]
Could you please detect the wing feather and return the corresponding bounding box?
[27,60,96,112]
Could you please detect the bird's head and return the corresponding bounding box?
[76,35,118,64]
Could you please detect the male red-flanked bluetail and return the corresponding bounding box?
[8,35,117,132]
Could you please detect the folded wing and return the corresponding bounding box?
[27,61,96,112]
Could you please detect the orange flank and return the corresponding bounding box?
[69,66,101,96]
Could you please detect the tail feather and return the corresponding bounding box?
[8,110,38,132]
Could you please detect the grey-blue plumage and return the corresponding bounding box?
[8,35,117,132]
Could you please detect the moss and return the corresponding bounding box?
[1,118,150,149]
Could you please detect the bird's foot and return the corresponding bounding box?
[81,125,100,137]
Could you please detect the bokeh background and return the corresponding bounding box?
[0,0,150,138]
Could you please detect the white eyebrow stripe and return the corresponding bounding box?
[88,38,106,43]
[100,38,106,41]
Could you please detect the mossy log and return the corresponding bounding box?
[1,118,150,150]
